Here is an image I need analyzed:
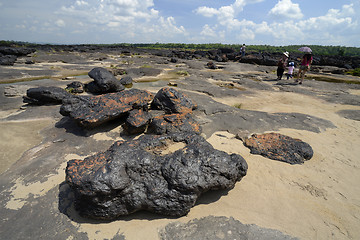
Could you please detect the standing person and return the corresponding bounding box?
[240,44,246,57]
[296,53,313,84]
[286,62,295,80]
[277,52,289,80]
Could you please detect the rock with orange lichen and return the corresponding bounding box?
[123,109,151,134]
[149,112,201,135]
[243,132,313,164]
[65,132,247,219]
[60,89,153,128]
[151,87,197,114]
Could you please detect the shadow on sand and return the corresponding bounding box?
[58,181,230,224]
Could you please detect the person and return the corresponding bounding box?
[296,53,313,84]
[286,62,295,80]
[277,51,289,80]
[240,44,246,57]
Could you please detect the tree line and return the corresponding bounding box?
[1,40,360,57]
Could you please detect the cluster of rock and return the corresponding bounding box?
[62,86,248,219]
[2,44,359,70]
[22,67,249,219]
[22,64,316,219]
[0,46,36,65]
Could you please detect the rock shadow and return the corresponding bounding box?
[58,182,232,223]
[55,116,125,137]
[58,182,178,224]
[275,81,299,86]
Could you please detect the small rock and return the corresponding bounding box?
[243,132,313,164]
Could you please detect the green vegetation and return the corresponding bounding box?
[1,40,360,57]
[233,103,243,109]
[174,70,189,76]
[351,68,360,77]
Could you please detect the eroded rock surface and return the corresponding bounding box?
[86,67,125,93]
[151,87,197,114]
[160,216,298,240]
[66,132,248,219]
[150,113,201,135]
[123,108,151,134]
[60,89,153,128]
[23,86,73,105]
[243,133,313,164]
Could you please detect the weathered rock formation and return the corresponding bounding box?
[65,81,84,94]
[149,113,201,135]
[60,89,153,128]
[23,86,73,105]
[0,46,36,66]
[123,109,151,135]
[86,67,125,94]
[243,133,313,164]
[151,87,197,114]
[66,132,248,219]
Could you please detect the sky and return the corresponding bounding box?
[0,0,359,46]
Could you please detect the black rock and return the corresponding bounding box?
[66,132,248,219]
[0,47,36,56]
[149,113,201,135]
[65,81,84,94]
[0,55,17,66]
[119,76,133,86]
[243,133,313,164]
[23,86,73,105]
[87,67,125,93]
[123,109,151,135]
[151,87,197,114]
[60,89,153,128]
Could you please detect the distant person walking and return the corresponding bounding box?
[296,53,313,84]
[240,44,246,57]
[286,62,295,80]
[277,52,289,80]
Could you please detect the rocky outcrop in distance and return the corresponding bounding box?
[0,46,36,65]
[2,44,359,70]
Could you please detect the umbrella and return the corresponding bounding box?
[298,46,312,53]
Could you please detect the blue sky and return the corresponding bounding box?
[0,0,359,46]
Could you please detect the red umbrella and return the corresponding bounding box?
[298,46,312,53]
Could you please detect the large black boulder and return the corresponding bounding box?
[66,132,248,219]
[87,67,125,93]
[151,87,197,114]
[23,86,73,105]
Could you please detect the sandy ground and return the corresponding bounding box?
[1,54,360,239]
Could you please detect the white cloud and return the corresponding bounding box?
[268,0,303,19]
[56,0,186,41]
[237,28,255,40]
[159,16,187,35]
[55,19,65,27]
[75,1,88,6]
[195,6,219,17]
[200,24,217,37]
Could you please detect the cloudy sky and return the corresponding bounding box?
[0,0,359,46]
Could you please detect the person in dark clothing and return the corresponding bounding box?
[277,51,289,80]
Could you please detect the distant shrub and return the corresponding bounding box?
[352,68,360,77]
